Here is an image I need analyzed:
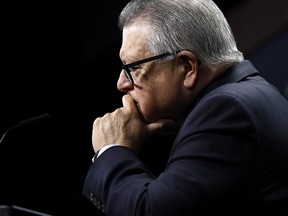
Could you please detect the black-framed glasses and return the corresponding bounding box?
[121,52,176,84]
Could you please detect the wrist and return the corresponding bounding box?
[91,144,120,163]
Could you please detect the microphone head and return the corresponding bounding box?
[19,113,52,126]
[0,113,53,145]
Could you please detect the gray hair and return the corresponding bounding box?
[118,0,244,65]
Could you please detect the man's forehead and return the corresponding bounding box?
[120,25,150,60]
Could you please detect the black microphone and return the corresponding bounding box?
[0,113,52,144]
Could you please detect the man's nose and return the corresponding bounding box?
[117,70,133,92]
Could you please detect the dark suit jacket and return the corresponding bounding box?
[83,60,288,216]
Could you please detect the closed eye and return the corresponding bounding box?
[128,65,140,72]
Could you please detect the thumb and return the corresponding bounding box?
[147,119,176,133]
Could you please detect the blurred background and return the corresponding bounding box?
[1,0,287,215]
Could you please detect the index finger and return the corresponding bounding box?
[122,94,138,113]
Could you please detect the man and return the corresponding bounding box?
[82,0,288,215]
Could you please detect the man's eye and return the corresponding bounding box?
[129,66,139,72]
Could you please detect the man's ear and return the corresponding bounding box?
[178,50,199,88]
